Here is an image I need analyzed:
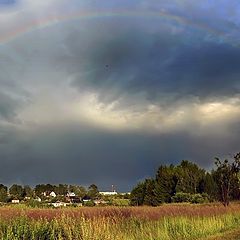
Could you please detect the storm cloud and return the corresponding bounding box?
[0,0,239,190]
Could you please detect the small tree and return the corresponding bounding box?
[87,184,99,199]
[215,153,240,206]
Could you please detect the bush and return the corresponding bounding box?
[111,199,130,206]
[171,192,191,203]
[83,200,95,207]
[190,193,209,204]
[171,192,210,204]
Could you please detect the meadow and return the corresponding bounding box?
[0,203,240,239]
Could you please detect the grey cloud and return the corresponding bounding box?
[0,91,20,121]
[62,19,240,106]
[0,121,239,190]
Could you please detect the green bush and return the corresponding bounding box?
[171,192,191,203]
[83,200,95,207]
[171,192,210,204]
[111,199,130,206]
[190,193,209,204]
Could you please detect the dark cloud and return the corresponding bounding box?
[0,92,19,121]
[0,121,239,190]
[64,19,240,106]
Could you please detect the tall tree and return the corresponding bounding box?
[23,185,34,198]
[215,153,240,206]
[0,184,8,202]
[87,184,99,199]
[9,184,24,199]
[175,160,205,194]
[143,179,158,206]
[130,182,146,206]
[155,165,178,203]
[203,172,218,200]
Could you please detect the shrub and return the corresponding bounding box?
[172,192,210,204]
[171,192,191,203]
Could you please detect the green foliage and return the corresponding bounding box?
[171,192,192,203]
[203,172,218,200]
[55,184,68,196]
[87,184,99,199]
[23,185,34,198]
[25,199,42,208]
[155,164,178,203]
[175,160,205,194]
[9,184,24,200]
[110,198,130,206]
[69,185,86,198]
[171,192,209,204]
[130,182,146,206]
[190,193,209,204]
[83,200,95,207]
[143,179,159,206]
[0,209,239,239]
[215,153,240,206]
[131,153,240,206]
[0,184,8,202]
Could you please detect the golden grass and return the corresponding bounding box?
[0,203,240,239]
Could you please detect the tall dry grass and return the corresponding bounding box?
[0,203,240,239]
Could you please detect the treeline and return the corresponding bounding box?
[130,153,240,206]
[0,183,99,203]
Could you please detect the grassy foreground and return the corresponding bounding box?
[0,204,240,239]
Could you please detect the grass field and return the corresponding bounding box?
[0,203,240,239]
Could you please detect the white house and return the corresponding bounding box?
[50,191,57,198]
[99,191,118,196]
[52,201,67,208]
[66,192,76,197]
[35,197,41,202]
[11,199,20,204]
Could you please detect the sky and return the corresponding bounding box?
[0,0,240,191]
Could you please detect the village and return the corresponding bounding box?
[0,184,131,208]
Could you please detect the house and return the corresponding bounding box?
[11,199,20,204]
[50,191,57,198]
[52,201,67,208]
[93,199,108,205]
[82,196,91,202]
[66,192,76,197]
[66,196,81,204]
[35,197,41,202]
[99,191,118,196]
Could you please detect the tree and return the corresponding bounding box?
[34,184,55,197]
[23,185,34,198]
[35,184,46,197]
[155,165,178,203]
[130,182,146,206]
[9,184,24,200]
[0,184,8,202]
[56,184,68,196]
[215,153,240,206]
[68,185,86,198]
[203,172,218,200]
[143,179,158,206]
[87,184,99,199]
[175,160,205,194]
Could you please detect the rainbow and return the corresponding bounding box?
[0,9,229,45]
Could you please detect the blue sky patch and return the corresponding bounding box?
[0,0,16,5]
